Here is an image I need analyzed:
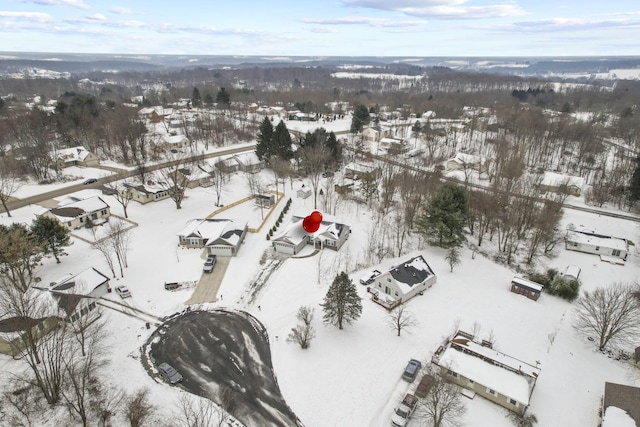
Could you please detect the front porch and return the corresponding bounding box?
[366,286,401,311]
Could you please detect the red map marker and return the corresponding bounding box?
[302,210,323,233]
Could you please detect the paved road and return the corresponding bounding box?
[1,144,256,213]
[147,310,301,427]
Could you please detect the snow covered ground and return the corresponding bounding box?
[1,149,640,426]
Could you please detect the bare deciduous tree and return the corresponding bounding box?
[507,411,538,427]
[387,306,418,337]
[287,306,316,349]
[157,161,192,209]
[199,164,227,206]
[2,380,44,427]
[0,164,20,217]
[125,388,156,427]
[174,393,229,427]
[106,180,134,219]
[574,282,640,351]
[415,366,466,427]
[445,247,461,272]
[90,385,125,427]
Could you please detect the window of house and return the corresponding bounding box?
[572,242,578,247]
[378,283,382,288]
[595,246,600,251]
[81,307,88,316]
[71,313,79,322]
[468,379,474,385]
[487,388,496,396]
[509,399,517,406]
[387,278,391,283]
[91,213,97,220]
[385,286,391,295]
[612,249,621,256]
[79,217,84,222]
[448,370,458,377]
[88,302,96,310]
[394,291,398,297]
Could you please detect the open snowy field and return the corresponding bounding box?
[1,156,640,426]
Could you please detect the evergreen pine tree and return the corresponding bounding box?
[31,216,70,263]
[321,272,362,329]
[191,87,202,108]
[272,121,294,160]
[216,87,230,107]
[256,116,274,160]
[417,183,469,248]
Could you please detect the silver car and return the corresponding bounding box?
[158,362,183,384]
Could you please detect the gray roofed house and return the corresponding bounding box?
[42,196,111,229]
[602,382,640,426]
[177,218,247,256]
[366,254,437,310]
[272,214,350,255]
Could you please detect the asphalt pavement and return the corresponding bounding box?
[147,309,301,427]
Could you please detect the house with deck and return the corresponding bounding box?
[432,330,541,415]
[366,254,437,310]
[177,218,247,256]
[42,196,111,230]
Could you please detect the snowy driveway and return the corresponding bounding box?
[147,309,301,427]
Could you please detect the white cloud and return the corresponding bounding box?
[23,0,89,10]
[301,16,427,27]
[86,13,106,21]
[340,0,525,19]
[494,14,640,33]
[110,6,134,15]
[0,11,54,22]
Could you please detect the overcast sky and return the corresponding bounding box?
[1,0,639,57]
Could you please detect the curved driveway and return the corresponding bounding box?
[147,309,300,427]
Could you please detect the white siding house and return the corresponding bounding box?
[42,196,111,229]
[566,228,628,261]
[432,330,541,416]
[367,255,436,309]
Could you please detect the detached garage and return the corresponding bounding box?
[510,277,543,301]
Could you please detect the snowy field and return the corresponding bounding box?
[1,154,640,427]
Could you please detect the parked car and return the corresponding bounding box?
[391,393,418,427]
[402,359,422,381]
[83,178,97,185]
[115,285,131,298]
[164,282,181,291]
[158,362,183,384]
[203,255,217,273]
[359,269,381,285]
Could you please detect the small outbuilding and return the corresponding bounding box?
[510,277,543,301]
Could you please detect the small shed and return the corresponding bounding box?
[564,265,581,280]
[510,277,543,301]
[297,186,311,199]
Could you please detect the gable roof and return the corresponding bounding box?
[48,196,109,220]
[178,219,247,246]
[53,146,93,163]
[603,382,640,425]
[48,267,110,296]
[273,214,349,247]
[385,255,435,293]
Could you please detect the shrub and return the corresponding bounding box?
[529,268,580,301]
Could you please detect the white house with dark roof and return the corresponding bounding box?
[177,219,247,256]
[272,214,350,255]
[565,227,628,261]
[432,330,541,415]
[42,196,111,230]
[366,254,436,309]
[52,146,100,168]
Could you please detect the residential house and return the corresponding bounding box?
[432,330,541,415]
[445,152,487,173]
[162,134,190,151]
[123,182,170,204]
[367,255,437,310]
[255,194,276,208]
[540,171,584,197]
[233,152,264,173]
[362,126,381,143]
[52,146,100,168]
[0,311,60,357]
[344,162,379,180]
[178,167,211,189]
[42,196,111,230]
[565,227,628,261]
[510,277,543,301]
[215,157,240,173]
[297,186,312,199]
[602,382,640,426]
[37,267,110,323]
[272,213,350,255]
[177,218,247,256]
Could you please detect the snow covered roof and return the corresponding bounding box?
[48,267,110,295]
[602,407,636,427]
[387,255,435,294]
[603,382,640,426]
[449,152,485,165]
[541,171,584,188]
[48,196,109,220]
[178,219,246,247]
[234,152,262,166]
[53,146,93,162]
[273,213,349,247]
[163,134,189,145]
[566,230,627,251]
[511,277,543,292]
[437,332,540,405]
